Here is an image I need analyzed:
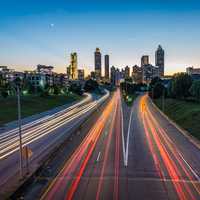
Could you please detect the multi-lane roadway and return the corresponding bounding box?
[0,92,109,197]
[40,90,200,200]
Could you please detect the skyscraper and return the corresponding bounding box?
[125,66,130,79]
[105,55,109,80]
[67,52,78,80]
[94,48,102,80]
[141,55,149,67]
[111,66,116,85]
[155,45,165,77]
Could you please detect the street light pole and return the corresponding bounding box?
[17,85,23,178]
[162,88,165,112]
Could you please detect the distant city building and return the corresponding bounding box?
[24,71,46,89]
[0,66,24,82]
[132,65,143,83]
[115,68,121,86]
[186,66,200,81]
[105,55,109,80]
[120,69,125,79]
[141,55,149,67]
[186,66,200,75]
[90,71,96,80]
[125,66,130,79]
[111,66,116,85]
[155,45,165,77]
[78,69,85,80]
[53,73,67,86]
[67,52,78,80]
[94,48,102,80]
[37,64,54,75]
[142,64,159,84]
[110,66,120,86]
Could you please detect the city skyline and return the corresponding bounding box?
[1,0,200,74]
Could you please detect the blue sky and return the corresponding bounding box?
[0,0,200,75]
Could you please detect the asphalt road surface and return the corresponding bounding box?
[41,90,200,200]
[0,92,109,197]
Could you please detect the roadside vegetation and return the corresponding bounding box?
[0,93,82,126]
[154,98,200,140]
[149,73,200,140]
[120,78,147,106]
[0,76,84,126]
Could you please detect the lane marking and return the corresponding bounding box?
[125,105,134,167]
[147,96,200,182]
[96,152,101,162]
[178,152,200,182]
[120,100,126,166]
[104,131,108,136]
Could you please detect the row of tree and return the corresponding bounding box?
[149,73,200,102]
[0,74,103,98]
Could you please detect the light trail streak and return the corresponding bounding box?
[141,95,199,199]
[95,93,118,200]
[0,103,96,159]
[114,95,121,200]
[119,96,126,166]
[0,93,92,139]
[145,98,200,196]
[41,91,114,200]
[0,91,110,160]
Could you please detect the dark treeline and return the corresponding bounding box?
[149,73,200,102]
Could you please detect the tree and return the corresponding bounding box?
[0,75,10,98]
[84,79,99,92]
[69,83,83,95]
[53,85,60,95]
[149,77,163,99]
[190,80,200,102]
[169,73,192,99]
[149,77,162,88]
[152,82,166,99]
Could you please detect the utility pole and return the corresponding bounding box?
[152,87,154,100]
[162,88,165,112]
[16,82,23,179]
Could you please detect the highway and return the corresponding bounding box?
[40,90,200,200]
[0,92,109,196]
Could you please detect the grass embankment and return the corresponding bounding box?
[0,93,82,126]
[154,98,200,140]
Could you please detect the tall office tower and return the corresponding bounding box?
[141,55,149,67]
[94,48,102,80]
[78,69,85,80]
[155,45,165,77]
[132,65,143,83]
[110,66,116,85]
[125,66,130,79]
[105,55,109,80]
[67,52,78,80]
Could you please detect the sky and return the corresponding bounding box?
[0,0,200,75]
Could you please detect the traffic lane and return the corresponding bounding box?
[0,93,92,135]
[143,96,200,199]
[119,96,170,200]
[0,101,96,158]
[0,104,99,193]
[40,91,114,200]
[72,97,118,200]
[146,96,200,180]
[121,97,131,144]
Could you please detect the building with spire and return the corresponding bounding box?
[105,54,109,80]
[155,45,165,77]
[94,48,102,80]
[67,52,78,80]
